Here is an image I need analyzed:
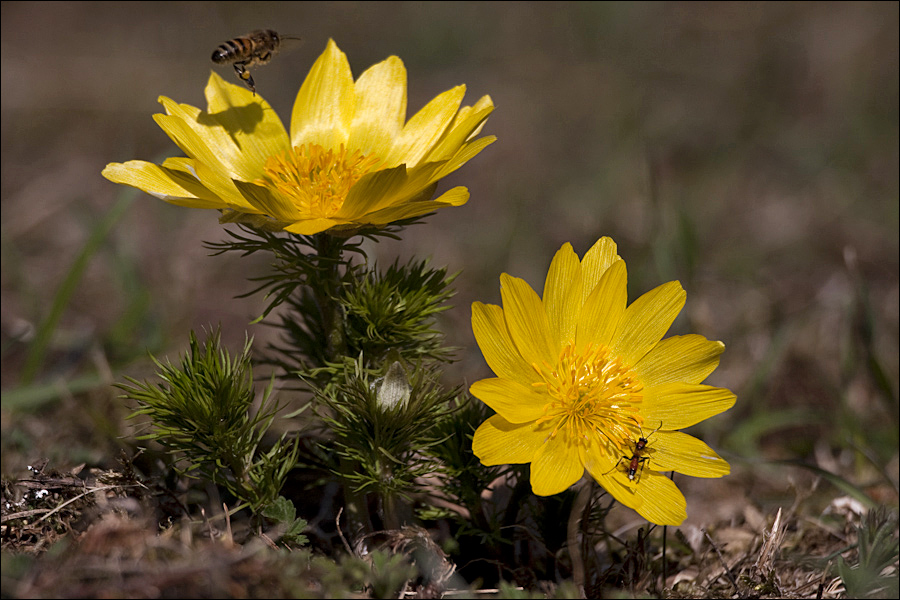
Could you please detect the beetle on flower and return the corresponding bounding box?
[470,237,735,526]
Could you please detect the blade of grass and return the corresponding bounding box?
[725,406,825,458]
[770,459,879,509]
[1,372,109,412]
[20,191,135,384]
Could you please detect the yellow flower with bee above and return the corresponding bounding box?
[471,237,735,526]
[102,39,495,235]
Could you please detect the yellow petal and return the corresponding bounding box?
[157,97,252,182]
[203,72,290,174]
[473,414,545,465]
[449,95,494,140]
[531,436,585,496]
[578,426,621,474]
[160,156,197,174]
[290,39,355,149]
[425,104,494,163]
[642,383,736,430]
[591,460,686,525]
[429,135,497,181]
[634,335,725,387]
[613,281,686,368]
[470,378,548,424]
[284,217,342,235]
[501,274,558,368]
[233,180,300,222]
[387,85,466,167]
[472,302,536,386]
[543,243,582,347]
[353,162,442,215]
[580,237,620,304]
[576,259,627,351]
[340,165,410,217]
[152,112,222,169]
[360,187,470,225]
[102,161,222,208]
[218,210,281,229]
[647,431,730,478]
[191,159,256,211]
[348,55,406,157]
[587,466,644,511]
[631,472,687,525]
[151,112,250,204]
[391,162,444,201]
[429,185,469,206]
[162,157,252,212]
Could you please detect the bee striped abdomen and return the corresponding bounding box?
[211,37,256,64]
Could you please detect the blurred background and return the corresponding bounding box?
[2,2,898,527]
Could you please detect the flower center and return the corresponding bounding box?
[258,144,381,219]
[533,343,644,452]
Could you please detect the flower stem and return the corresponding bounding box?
[311,233,348,361]
[309,233,374,537]
[567,477,592,598]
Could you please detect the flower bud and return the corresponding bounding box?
[376,361,411,411]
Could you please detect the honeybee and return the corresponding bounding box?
[211,29,298,95]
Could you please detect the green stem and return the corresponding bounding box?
[311,233,348,361]
[340,460,374,538]
[309,233,373,537]
[381,491,405,531]
[567,477,592,598]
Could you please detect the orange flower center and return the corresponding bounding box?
[258,144,381,219]
[533,343,644,452]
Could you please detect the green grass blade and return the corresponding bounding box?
[21,191,135,383]
[1,373,109,412]
[771,458,879,509]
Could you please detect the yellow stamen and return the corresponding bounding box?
[258,144,381,219]
[533,343,644,453]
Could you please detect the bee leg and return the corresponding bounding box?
[233,62,256,95]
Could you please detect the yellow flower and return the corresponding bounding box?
[471,237,735,525]
[102,39,495,235]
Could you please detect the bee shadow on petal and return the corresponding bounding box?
[197,102,269,143]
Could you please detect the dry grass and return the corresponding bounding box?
[2,462,890,598]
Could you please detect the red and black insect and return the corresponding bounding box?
[608,422,662,482]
